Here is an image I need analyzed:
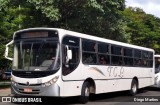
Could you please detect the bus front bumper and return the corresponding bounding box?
[11,82,60,96]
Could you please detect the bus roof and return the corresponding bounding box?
[14,28,154,52]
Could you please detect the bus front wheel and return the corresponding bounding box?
[79,82,90,104]
[129,79,138,96]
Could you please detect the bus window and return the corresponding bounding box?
[82,40,96,52]
[98,55,110,65]
[148,52,153,67]
[98,43,109,54]
[82,39,97,64]
[134,49,142,66]
[124,48,133,66]
[98,43,110,65]
[111,45,123,65]
[83,52,97,64]
[141,51,149,67]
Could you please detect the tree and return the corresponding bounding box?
[28,0,127,42]
[122,7,160,53]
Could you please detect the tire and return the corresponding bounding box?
[129,79,138,96]
[79,82,90,104]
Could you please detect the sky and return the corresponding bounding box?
[125,0,160,18]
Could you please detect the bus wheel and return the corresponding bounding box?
[79,82,90,104]
[129,79,138,96]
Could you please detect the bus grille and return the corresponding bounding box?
[12,71,56,78]
[18,83,41,86]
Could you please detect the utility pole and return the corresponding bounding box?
[18,4,21,29]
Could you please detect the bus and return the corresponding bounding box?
[5,28,154,103]
[154,55,160,87]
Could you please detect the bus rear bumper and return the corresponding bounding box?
[11,83,60,97]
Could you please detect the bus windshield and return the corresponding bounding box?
[12,40,60,71]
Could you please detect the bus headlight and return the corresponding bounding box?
[42,76,59,87]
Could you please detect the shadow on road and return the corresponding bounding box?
[144,87,160,91]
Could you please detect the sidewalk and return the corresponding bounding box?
[0,88,10,96]
[0,81,11,94]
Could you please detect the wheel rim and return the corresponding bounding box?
[85,87,89,97]
[132,84,137,93]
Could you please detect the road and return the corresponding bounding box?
[0,87,160,105]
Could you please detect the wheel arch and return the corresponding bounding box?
[83,78,96,94]
[132,76,139,88]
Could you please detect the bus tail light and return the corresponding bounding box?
[42,76,59,87]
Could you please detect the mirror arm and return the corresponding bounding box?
[4,40,13,61]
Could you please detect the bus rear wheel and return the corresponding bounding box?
[79,82,90,104]
[129,79,138,96]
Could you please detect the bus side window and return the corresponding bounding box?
[124,48,133,66]
[82,39,97,64]
[111,45,123,65]
[134,49,142,66]
[83,53,96,64]
[99,56,107,65]
[98,42,110,65]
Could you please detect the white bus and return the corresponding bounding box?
[154,55,160,87]
[5,28,154,103]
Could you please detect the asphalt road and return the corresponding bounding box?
[0,87,160,105]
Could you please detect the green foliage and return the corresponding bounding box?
[0,0,127,42]
[122,7,160,53]
[27,0,127,42]
[0,0,10,11]
[27,0,60,21]
[60,0,127,42]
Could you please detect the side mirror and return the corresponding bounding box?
[67,49,72,60]
[65,45,72,65]
[4,40,13,61]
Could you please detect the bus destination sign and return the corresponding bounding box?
[21,32,48,38]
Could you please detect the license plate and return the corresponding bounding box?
[24,88,32,93]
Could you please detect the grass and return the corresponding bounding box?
[0,84,11,89]
[0,79,10,82]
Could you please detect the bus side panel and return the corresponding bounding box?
[95,79,132,94]
[138,78,154,88]
[60,81,83,97]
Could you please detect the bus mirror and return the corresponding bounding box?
[67,49,72,60]
[4,40,13,61]
[65,45,72,65]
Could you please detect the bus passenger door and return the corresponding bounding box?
[62,36,80,79]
